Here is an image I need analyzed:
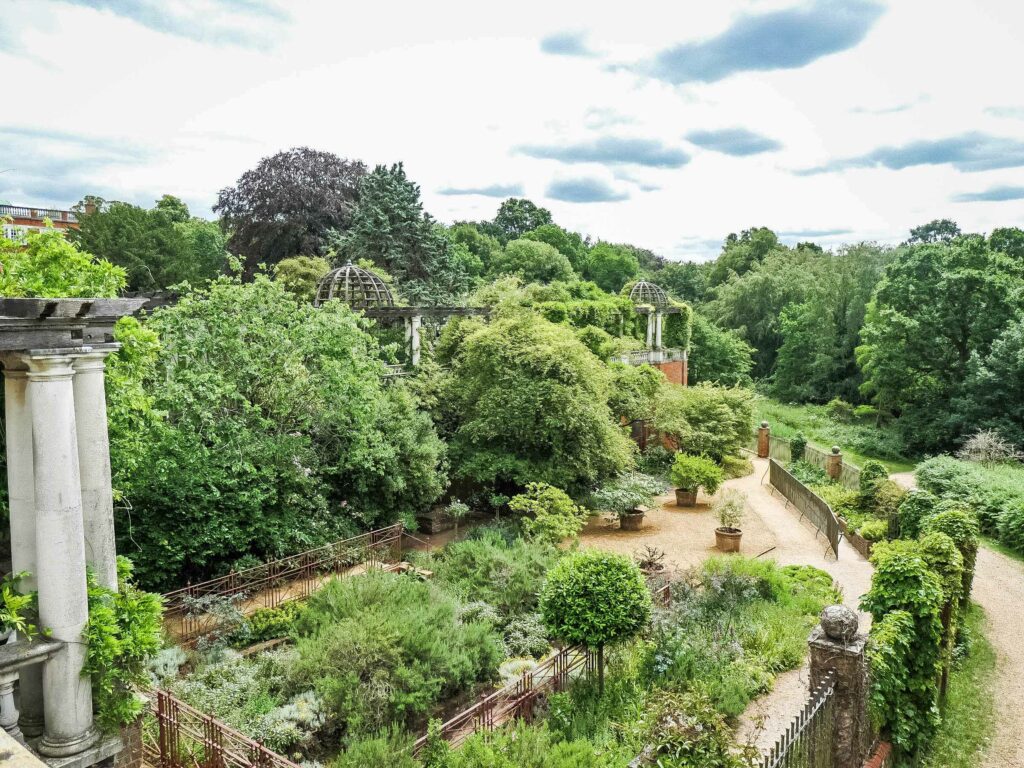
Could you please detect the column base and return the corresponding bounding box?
[19,714,44,740]
[37,726,100,758]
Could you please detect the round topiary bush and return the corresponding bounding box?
[539,549,652,693]
[921,508,980,610]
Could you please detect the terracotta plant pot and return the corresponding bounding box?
[620,510,646,531]
[715,527,742,553]
[675,488,697,507]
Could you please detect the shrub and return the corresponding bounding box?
[446,500,471,536]
[897,489,939,539]
[510,483,588,544]
[540,550,652,693]
[858,519,889,542]
[331,728,418,768]
[873,480,908,523]
[637,444,674,476]
[653,383,754,461]
[956,429,1020,464]
[826,398,855,422]
[713,489,747,531]
[669,454,724,495]
[789,460,827,486]
[998,499,1024,554]
[721,454,753,479]
[921,509,980,609]
[502,613,550,658]
[789,432,808,461]
[230,602,305,647]
[859,459,889,507]
[641,690,750,768]
[589,472,667,517]
[971,485,1013,536]
[813,483,860,520]
[915,456,976,499]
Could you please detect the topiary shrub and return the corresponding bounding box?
[858,460,889,509]
[918,531,965,696]
[921,508,980,610]
[896,489,939,539]
[998,499,1024,554]
[858,519,889,542]
[669,454,724,495]
[510,483,588,545]
[789,432,808,462]
[540,550,651,693]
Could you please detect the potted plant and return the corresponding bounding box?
[590,473,668,531]
[670,454,724,507]
[713,489,746,552]
[1,572,36,643]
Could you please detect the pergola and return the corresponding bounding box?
[0,297,145,764]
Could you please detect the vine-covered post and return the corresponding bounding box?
[808,605,871,768]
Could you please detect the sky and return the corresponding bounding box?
[2,0,1023,261]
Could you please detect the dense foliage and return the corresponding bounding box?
[0,226,126,297]
[654,384,753,461]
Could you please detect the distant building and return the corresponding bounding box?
[1,202,83,243]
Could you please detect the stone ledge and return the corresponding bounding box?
[39,734,123,768]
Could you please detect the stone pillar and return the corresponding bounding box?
[408,314,422,367]
[757,421,770,459]
[72,347,119,590]
[1,363,44,738]
[654,312,663,350]
[26,353,99,757]
[645,312,654,348]
[809,606,871,768]
[826,446,843,482]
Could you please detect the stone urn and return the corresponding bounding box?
[675,488,697,507]
[715,527,742,552]
[620,507,646,531]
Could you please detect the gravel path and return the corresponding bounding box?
[890,470,1024,767]
[580,457,874,754]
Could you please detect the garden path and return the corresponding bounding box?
[890,472,1024,768]
[581,457,874,754]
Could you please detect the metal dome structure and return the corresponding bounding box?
[628,280,669,308]
[314,261,395,308]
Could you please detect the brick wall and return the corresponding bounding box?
[113,715,144,768]
[863,741,893,768]
[654,360,684,385]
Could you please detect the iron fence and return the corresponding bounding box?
[760,670,837,768]
[410,645,597,756]
[769,459,842,558]
[162,523,403,644]
[144,689,300,768]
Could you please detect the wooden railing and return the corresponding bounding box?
[760,670,837,768]
[144,689,300,768]
[162,523,403,644]
[410,644,597,756]
[769,459,842,558]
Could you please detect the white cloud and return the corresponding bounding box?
[3,0,1024,259]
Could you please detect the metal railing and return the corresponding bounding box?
[769,459,842,558]
[0,204,77,223]
[410,644,597,756]
[144,689,300,768]
[162,523,403,644]
[760,670,837,768]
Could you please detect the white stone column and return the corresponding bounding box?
[408,314,422,367]
[645,313,654,349]
[1,363,43,738]
[26,354,99,758]
[72,347,118,590]
[654,312,663,350]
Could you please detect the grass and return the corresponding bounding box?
[918,603,997,768]
[753,396,916,473]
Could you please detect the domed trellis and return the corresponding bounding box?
[628,280,668,308]
[314,261,395,309]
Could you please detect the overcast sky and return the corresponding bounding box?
[2,0,1023,260]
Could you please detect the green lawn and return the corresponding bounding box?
[918,604,997,768]
[752,397,916,473]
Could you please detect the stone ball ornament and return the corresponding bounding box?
[820,604,859,643]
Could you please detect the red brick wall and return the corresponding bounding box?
[114,716,144,768]
[654,360,683,385]
[863,741,893,768]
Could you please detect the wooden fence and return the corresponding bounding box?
[760,670,837,768]
[769,459,842,558]
[162,523,404,644]
[144,689,300,768]
[410,644,598,756]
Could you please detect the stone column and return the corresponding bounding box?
[73,347,119,590]
[645,313,654,348]
[1,363,43,738]
[654,312,663,350]
[26,353,99,757]
[757,421,770,459]
[809,606,871,768]
[408,314,422,367]
[826,446,843,482]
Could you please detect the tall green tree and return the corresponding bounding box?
[72,195,227,291]
[654,260,709,303]
[490,198,553,243]
[335,163,469,304]
[687,313,753,387]
[214,147,366,277]
[584,242,639,293]
[488,239,574,284]
[708,227,779,286]
[907,219,961,245]
[521,223,588,272]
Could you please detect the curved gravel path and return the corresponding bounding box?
[891,471,1024,768]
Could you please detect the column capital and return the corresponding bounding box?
[71,345,119,373]
[24,355,77,381]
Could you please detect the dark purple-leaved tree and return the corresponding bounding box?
[214,147,366,277]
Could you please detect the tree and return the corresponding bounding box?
[540,549,651,693]
[72,196,227,291]
[491,198,553,243]
[273,255,331,303]
[654,383,753,461]
[857,237,1022,451]
[907,219,960,245]
[687,313,753,387]
[510,483,588,544]
[1,226,125,297]
[447,222,501,275]
[521,224,588,272]
[439,312,634,493]
[654,260,709,303]
[488,239,574,284]
[584,242,639,293]
[989,227,1024,261]
[956,317,1024,447]
[214,147,366,276]
[335,163,469,304]
[708,227,779,286]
